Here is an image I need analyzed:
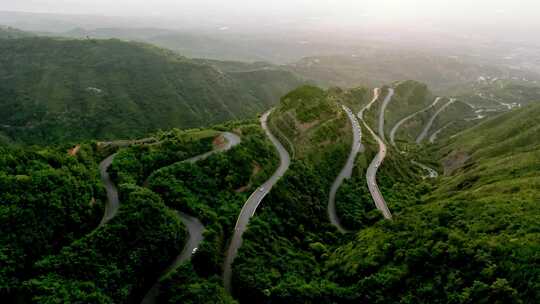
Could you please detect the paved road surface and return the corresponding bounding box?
[327,105,362,233]
[98,154,119,226]
[223,110,291,292]
[378,88,395,142]
[141,132,241,304]
[411,161,439,178]
[359,88,381,120]
[358,88,392,219]
[429,122,454,143]
[141,212,205,304]
[416,98,456,144]
[389,97,442,148]
[184,132,241,163]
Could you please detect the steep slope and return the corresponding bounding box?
[232,86,354,301]
[323,103,540,303]
[0,36,304,144]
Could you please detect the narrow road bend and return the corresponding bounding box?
[358,88,392,220]
[359,88,381,120]
[389,97,442,148]
[141,212,205,304]
[416,98,456,144]
[98,153,119,226]
[429,122,454,143]
[327,105,362,233]
[141,131,241,304]
[99,132,240,226]
[378,88,395,142]
[223,109,291,292]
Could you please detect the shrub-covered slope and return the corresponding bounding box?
[232,86,356,301]
[323,103,540,303]
[0,37,304,144]
[0,144,105,301]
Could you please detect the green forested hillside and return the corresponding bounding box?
[230,84,539,303]
[0,37,304,144]
[322,103,540,303]
[232,86,355,301]
[1,71,539,303]
[0,144,105,301]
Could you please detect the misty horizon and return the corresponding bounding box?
[2,1,540,42]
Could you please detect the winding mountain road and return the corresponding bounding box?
[416,98,456,144]
[359,88,381,120]
[184,132,241,163]
[99,132,240,226]
[140,212,205,304]
[358,88,392,220]
[378,88,395,142]
[389,97,442,148]
[141,131,241,304]
[429,122,454,143]
[223,109,291,292]
[97,132,240,303]
[98,154,120,226]
[327,105,362,233]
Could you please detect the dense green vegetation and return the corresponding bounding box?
[320,103,540,303]
[0,144,104,300]
[230,84,539,303]
[26,184,185,303]
[1,119,277,303]
[158,264,237,304]
[105,119,279,301]
[232,85,355,301]
[384,80,433,131]
[147,122,278,276]
[109,129,218,185]
[2,79,539,303]
[335,127,429,231]
[0,36,304,144]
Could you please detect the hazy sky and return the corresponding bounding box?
[2,0,540,34]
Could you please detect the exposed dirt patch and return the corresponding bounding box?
[68,144,81,156]
[442,150,471,175]
[213,134,226,149]
[287,110,318,132]
[296,119,319,132]
[318,140,333,147]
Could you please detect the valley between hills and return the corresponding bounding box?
[1,26,539,304]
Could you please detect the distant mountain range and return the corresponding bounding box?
[1,25,539,145]
[52,27,540,92]
[0,30,305,144]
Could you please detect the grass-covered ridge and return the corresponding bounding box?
[435,102,540,202]
[0,36,304,144]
